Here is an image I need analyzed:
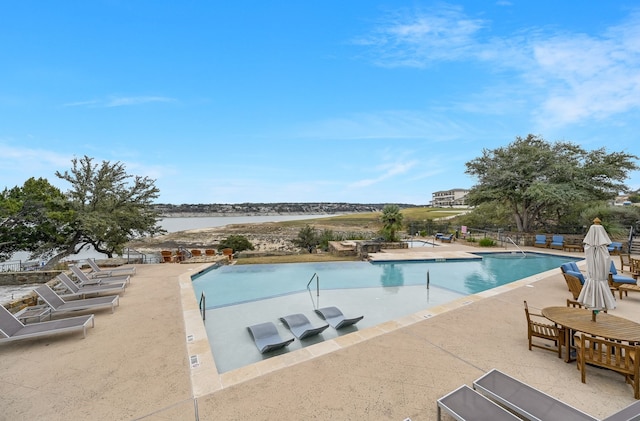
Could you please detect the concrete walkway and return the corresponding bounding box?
[1,244,639,420]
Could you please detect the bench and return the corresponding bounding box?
[563,238,584,252]
[564,243,584,252]
[618,283,640,299]
[577,334,640,399]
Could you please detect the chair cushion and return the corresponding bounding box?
[566,270,586,285]
[608,242,622,251]
[610,261,618,275]
[612,274,636,285]
[551,235,564,244]
[560,263,578,273]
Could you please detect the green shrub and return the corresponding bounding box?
[479,238,496,247]
[218,235,254,252]
[292,225,319,253]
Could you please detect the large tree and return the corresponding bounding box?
[465,134,639,232]
[51,155,164,265]
[0,177,74,262]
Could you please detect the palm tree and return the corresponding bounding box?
[380,205,404,242]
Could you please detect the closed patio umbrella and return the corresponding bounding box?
[577,218,616,321]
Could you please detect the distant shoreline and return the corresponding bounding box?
[159,212,346,218]
[154,203,416,218]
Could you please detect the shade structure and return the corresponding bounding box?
[577,220,616,317]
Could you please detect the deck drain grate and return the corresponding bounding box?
[186,334,194,342]
[190,354,200,368]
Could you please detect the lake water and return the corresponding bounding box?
[9,214,334,263]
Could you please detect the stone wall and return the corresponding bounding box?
[0,271,60,312]
[0,270,61,286]
[328,241,358,257]
[329,240,408,257]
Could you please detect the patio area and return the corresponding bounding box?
[1,243,638,420]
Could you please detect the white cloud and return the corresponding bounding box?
[0,143,71,189]
[64,95,175,108]
[530,22,640,126]
[105,96,175,107]
[356,5,640,128]
[349,159,418,188]
[294,110,475,142]
[353,4,487,67]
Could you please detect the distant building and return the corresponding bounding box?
[431,188,470,207]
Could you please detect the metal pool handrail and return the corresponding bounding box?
[307,272,319,297]
[199,292,206,321]
[505,236,526,256]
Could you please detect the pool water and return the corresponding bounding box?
[192,252,580,373]
[192,252,578,309]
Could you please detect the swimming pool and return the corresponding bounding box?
[192,252,580,373]
[191,252,577,308]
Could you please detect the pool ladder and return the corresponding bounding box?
[199,292,206,321]
[505,236,526,256]
[307,272,320,296]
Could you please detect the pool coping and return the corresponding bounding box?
[181,251,585,397]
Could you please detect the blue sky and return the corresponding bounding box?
[1,1,639,205]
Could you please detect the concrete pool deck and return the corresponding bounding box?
[1,242,639,420]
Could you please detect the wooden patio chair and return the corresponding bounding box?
[566,299,584,309]
[620,254,632,273]
[576,334,640,399]
[190,249,202,257]
[566,298,606,312]
[173,250,185,263]
[533,234,548,248]
[562,272,584,300]
[222,248,234,261]
[160,250,173,263]
[524,301,564,358]
[629,257,640,280]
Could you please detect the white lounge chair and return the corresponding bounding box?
[56,273,126,299]
[0,305,94,343]
[247,322,294,353]
[314,306,363,329]
[279,313,328,339]
[437,384,520,421]
[35,284,119,314]
[86,258,136,278]
[70,265,130,286]
[473,369,597,421]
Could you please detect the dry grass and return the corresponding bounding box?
[277,207,466,229]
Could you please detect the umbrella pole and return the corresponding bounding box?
[592,310,598,322]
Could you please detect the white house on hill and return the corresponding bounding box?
[431,188,470,207]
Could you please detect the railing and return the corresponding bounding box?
[199,292,206,321]
[504,236,526,256]
[122,247,155,264]
[307,272,319,297]
[0,260,24,272]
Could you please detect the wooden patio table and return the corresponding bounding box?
[542,306,640,363]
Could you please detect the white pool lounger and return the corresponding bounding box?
[247,322,294,354]
[472,369,597,421]
[436,384,520,421]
